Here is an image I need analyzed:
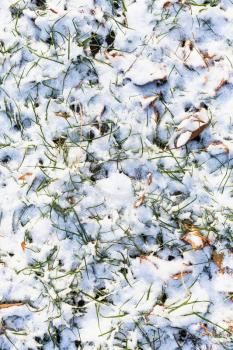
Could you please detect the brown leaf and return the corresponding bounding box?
[66,196,76,205]
[189,122,209,141]
[104,50,124,59]
[181,230,209,250]
[225,321,233,333]
[49,8,58,14]
[180,219,196,232]
[175,113,210,148]
[18,172,33,181]
[212,251,225,273]
[147,172,152,186]
[200,323,214,337]
[182,39,193,50]
[21,241,26,252]
[0,303,23,309]
[141,95,158,109]
[201,52,215,60]
[215,79,228,93]
[55,111,70,119]
[206,141,229,154]
[134,193,146,208]
[163,1,172,7]
[171,271,192,280]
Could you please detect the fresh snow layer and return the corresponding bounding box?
[0,0,232,349]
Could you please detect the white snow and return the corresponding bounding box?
[0,0,232,349]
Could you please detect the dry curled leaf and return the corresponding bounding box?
[171,270,192,280]
[21,241,26,252]
[104,50,124,59]
[147,172,152,186]
[181,230,209,250]
[134,193,146,208]
[200,323,214,337]
[206,141,229,155]
[49,8,58,14]
[18,172,33,181]
[212,251,225,273]
[54,111,70,119]
[225,321,233,333]
[180,219,196,232]
[163,1,172,8]
[66,196,76,205]
[0,303,23,309]
[125,59,167,86]
[215,79,228,93]
[201,51,215,60]
[174,112,210,148]
[182,39,193,50]
[141,95,158,109]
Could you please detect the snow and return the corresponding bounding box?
[0,0,232,349]
[96,172,134,208]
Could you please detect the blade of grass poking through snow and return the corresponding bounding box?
[0,0,233,348]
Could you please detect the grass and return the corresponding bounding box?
[0,0,232,349]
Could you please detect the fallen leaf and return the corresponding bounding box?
[181,230,209,250]
[125,59,167,86]
[180,220,196,232]
[104,50,124,59]
[49,8,58,14]
[206,141,229,155]
[53,137,66,147]
[147,172,152,186]
[201,51,215,60]
[163,1,172,8]
[18,172,33,181]
[215,79,228,93]
[212,251,225,273]
[141,95,158,109]
[66,196,76,205]
[21,241,26,252]
[200,323,214,337]
[182,39,194,50]
[134,193,146,208]
[171,271,192,280]
[174,113,210,148]
[0,303,23,309]
[54,111,70,119]
[225,320,233,333]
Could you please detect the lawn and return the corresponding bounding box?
[0,0,232,349]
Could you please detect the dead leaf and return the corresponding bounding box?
[134,193,146,208]
[49,8,58,14]
[21,241,26,252]
[212,251,225,273]
[174,113,210,148]
[18,172,33,181]
[163,1,172,7]
[206,141,229,154]
[180,219,196,232]
[181,230,209,250]
[182,39,193,50]
[215,79,228,93]
[66,196,76,205]
[171,271,192,280]
[55,111,70,119]
[201,52,215,60]
[141,95,158,109]
[147,172,152,186]
[0,303,23,309]
[200,323,214,337]
[104,50,124,59]
[225,320,233,333]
